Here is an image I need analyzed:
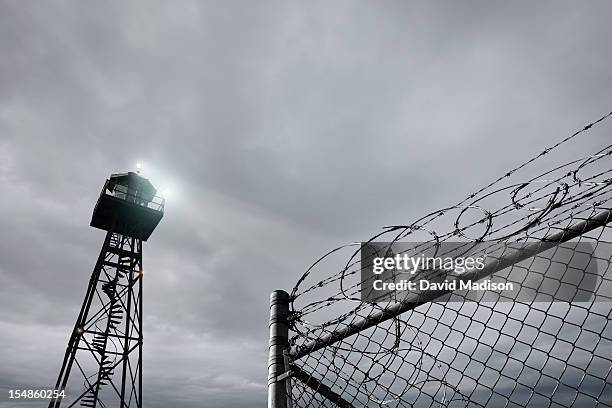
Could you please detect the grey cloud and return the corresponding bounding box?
[1,1,612,407]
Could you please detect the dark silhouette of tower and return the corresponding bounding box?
[49,172,164,408]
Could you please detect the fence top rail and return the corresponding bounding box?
[289,208,612,359]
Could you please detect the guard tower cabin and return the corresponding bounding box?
[90,172,164,240]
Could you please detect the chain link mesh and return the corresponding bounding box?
[285,112,612,407]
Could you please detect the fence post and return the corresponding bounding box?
[268,290,290,408]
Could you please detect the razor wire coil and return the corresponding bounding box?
[286,111,612,407]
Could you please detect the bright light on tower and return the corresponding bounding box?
[136,162,143,173]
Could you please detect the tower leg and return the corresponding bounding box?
[50,231,143,408]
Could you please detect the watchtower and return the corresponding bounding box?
[50,171,164,408]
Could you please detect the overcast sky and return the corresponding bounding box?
[1,1,611,407]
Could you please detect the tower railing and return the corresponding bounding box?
[101,179,165,212]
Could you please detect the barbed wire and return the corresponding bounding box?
[286,111,612,407]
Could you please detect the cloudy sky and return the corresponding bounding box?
[1,1,611,407]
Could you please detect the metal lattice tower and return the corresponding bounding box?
[50,171,164,408]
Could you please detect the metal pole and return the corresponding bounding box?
[120,237,135,405]
[290,208,612,360]
[138,239,143,407]
[282,350,293,408]
[268,290,290,408]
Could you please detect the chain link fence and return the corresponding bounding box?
[269,111,612,408]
